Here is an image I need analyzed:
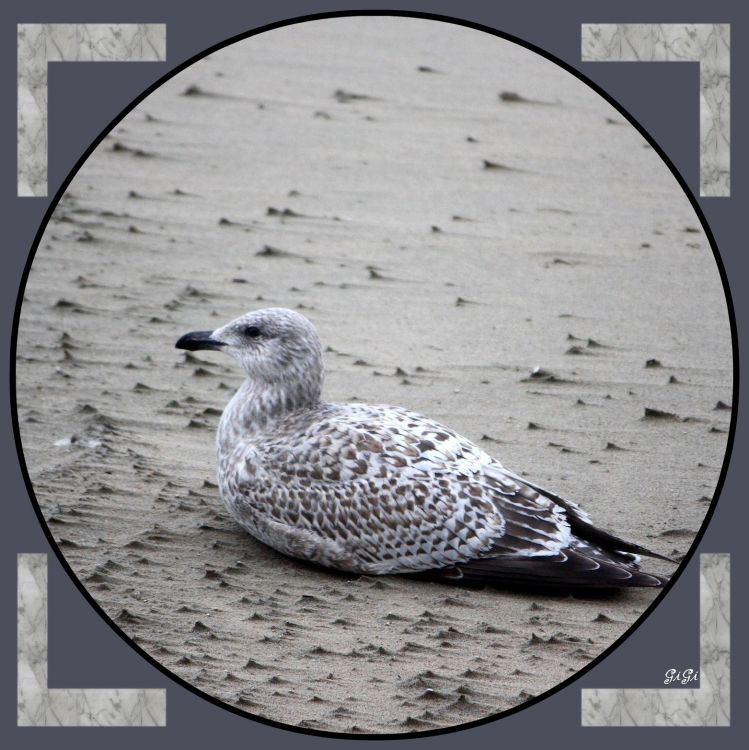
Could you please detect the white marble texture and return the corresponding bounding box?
[582,24,730,197]
[581,553,730,726]
[17,24,166,197]
[17,554,166,727]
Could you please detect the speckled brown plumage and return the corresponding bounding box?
[176,308,671,589]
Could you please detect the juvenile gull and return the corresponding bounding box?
[176,308,672,589]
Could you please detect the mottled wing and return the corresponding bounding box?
[228,404,574,575]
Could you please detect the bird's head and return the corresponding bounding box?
[176,307,324,394]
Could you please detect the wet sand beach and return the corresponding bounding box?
[16,17,732,734]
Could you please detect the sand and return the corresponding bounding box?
[15,17,732,734]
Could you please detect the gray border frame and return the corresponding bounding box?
[2,2,742,747]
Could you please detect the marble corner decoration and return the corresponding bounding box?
[17,23,166,198]
[17,554,167,727]
[581,553,730,727]
[581,24,730,198]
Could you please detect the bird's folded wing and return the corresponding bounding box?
[230,405,576,574]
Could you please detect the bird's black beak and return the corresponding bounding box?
[175,330,226,352]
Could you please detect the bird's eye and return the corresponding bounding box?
[244,326,262,338]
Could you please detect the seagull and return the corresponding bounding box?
[176,307,672,589]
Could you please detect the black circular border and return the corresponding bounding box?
[9,9,739,742]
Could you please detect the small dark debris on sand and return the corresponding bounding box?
[645,358,662,368]
[256,245,294,258]
[714,400,731,411]
[548,442,574,453]
[117,608,145,624]
[333,89,373,103]
[522,367,566,384]
[367,266,389,281]
[483,159,518,172]
[538,206,574,215]
[110,141,153,158]
[643,407,682,421]
[455,296,479,307]
[499,91,529,103]
[266,206,304,218]
[54,299,89,314]
[181,84,221,98]
[499,91,555,106]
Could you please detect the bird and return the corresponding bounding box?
[176,307,672,590]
